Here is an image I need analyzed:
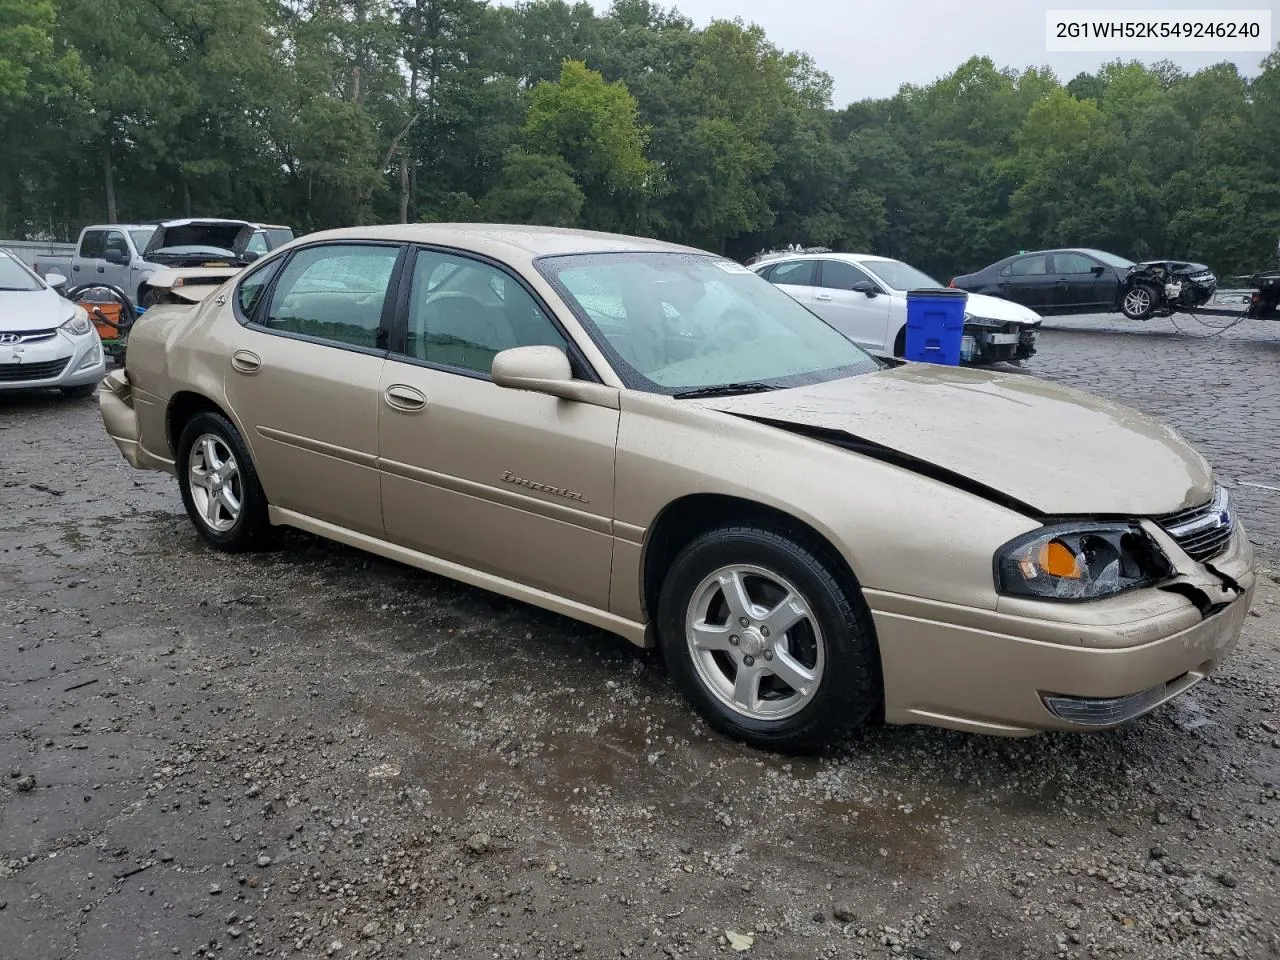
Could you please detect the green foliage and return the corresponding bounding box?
[483,151,584,226]
[1,0,1277,280]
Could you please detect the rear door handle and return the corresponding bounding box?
[814,293,833,301]
[230,350,261,375]
[384,384,426,412]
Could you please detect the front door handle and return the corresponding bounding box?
[230,350,261,375]
[96,266,105,273]
[814,293,833,301]
[384,384,426,412]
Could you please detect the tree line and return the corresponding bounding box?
[2,0,1278,280]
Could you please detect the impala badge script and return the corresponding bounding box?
[501,471,590,503]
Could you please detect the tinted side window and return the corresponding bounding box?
[402,250,567,375]
[246,231,270,256]
[236,259,282,320]
[999,262,1012,278]
[262,244,399,348]
[819,260,872,290]
[1009,255,1048,277]
[79,230,106,259]
[104,231,129,257]
[1053,252,1097,274]
[769,260,817,287]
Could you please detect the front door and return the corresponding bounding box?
[1049,251,1104,312]
[101,230,132,292]
[223,241,404,537]
[812,259,893,351]
[377,247,619,608]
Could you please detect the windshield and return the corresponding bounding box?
[129,228,156,252]
[537,252,881,394]
[1083,249,1135,269]
[0,253,42,291]
[858,259,943,291]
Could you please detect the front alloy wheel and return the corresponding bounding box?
[176,410,271,552]
[657,525,881,752]
[1122,286,1155,320]
[686,564,824,721]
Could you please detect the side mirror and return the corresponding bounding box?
[491,346,618,408]
[45,271,68,288]
[104,248,128,265]
[1090,265,1106,276]
[242,250,262,263]
[851,280,878,297]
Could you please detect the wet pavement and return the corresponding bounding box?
[2,314,1279,960]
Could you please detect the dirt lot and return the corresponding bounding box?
[2,317,1279,960]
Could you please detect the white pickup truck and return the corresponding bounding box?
[32,219,293,307]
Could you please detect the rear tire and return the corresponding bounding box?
[176,411,272,552]
[657,525,881,752]
[1121,284,1158,320]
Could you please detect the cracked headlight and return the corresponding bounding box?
[996,523,1173,601]
[61,306,92,336]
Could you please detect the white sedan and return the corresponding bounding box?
[752,251,1041,364]
[0,250,105,397]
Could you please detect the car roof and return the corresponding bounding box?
[751,251,898,267]
[296,223,706,262]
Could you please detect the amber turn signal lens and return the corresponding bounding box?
[1038,540,1082,579]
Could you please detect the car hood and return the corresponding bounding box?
[0,286,70,332]
[703,364,1213,516]
[1132,260,1213,276]
[143,219,254,260]
[960,291,1041,324]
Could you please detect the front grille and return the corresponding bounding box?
[0,357,70,382]
[1154,486,1234,562]
[0,328,57,344]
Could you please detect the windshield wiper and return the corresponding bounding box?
[672,381,780,399]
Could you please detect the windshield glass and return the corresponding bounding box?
[0,252,42,291]
[859,259,943,291]
[129,228,156,252]
[1084,249,1135,269]
[537,252,881,394]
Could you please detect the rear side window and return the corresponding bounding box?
[236,259,282,319]
[246,232,270,256]
[79,230,106,259]
[818,260,873,290]
[768,260,817,287]
[260,244,400,349]
[1009,255,1048,277]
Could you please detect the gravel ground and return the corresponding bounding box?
[2,315,1279,960]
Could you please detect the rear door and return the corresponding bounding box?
[811,259,893,350]
[223,241,405,537]
[997,254,1056,311]
[72,229,107,286]
[759,259,818,309]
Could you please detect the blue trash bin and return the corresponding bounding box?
[904,288,968,366]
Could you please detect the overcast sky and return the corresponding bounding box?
[586,0,1275,105]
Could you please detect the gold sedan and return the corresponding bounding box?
[99,225,1255,750]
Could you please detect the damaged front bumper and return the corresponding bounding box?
[871,523,1254,736]
[962,321,1039,365]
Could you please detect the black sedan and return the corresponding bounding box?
[950,248,1135,315]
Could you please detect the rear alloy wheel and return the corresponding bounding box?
[177,411,271,551]
[657,525,881,752]
[1121,285,1157,320]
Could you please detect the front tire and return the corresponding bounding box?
[176,411,271,552]
[1121,284,1157,320]
[657,525,881,752]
